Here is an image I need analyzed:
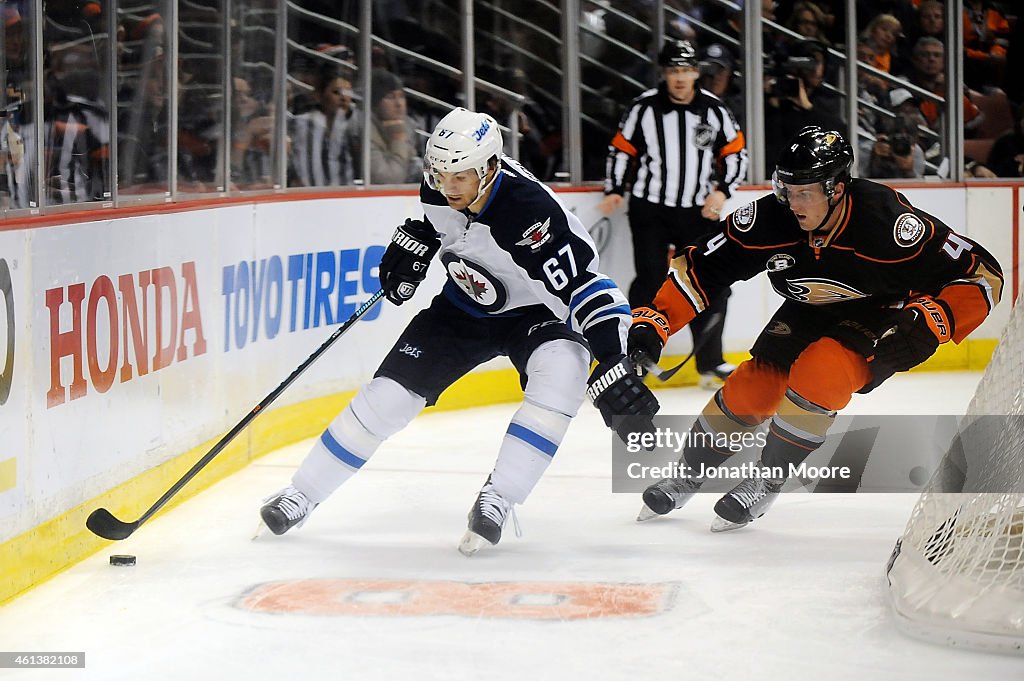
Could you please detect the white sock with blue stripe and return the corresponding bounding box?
[292,377,425,503]
[292,405,380,503]
[490,401,572,504]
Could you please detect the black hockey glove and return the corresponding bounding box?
[587,355,660,447]
[378,218,441,305]
[873,297,952,372]
[627,307,670,365]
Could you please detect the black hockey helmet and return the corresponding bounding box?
[773,126,854,200]
[658,39,698,68]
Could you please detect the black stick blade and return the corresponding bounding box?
[86,508,139,540]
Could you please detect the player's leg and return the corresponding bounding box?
[637,358,788,520]
[262,296,494,535]
[626,198,673,307]
[459,324,590,555]
[712,334,872,531]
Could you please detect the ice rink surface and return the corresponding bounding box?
[2,371,1022,681]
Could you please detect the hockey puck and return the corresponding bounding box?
[109,554,136,567]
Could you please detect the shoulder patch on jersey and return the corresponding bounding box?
[515,217,553,251]
[893,213,926,247]
[766,253,795,272]
[733,201,756,232]
[693,123,714,149]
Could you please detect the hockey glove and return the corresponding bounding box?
[587,355,660,447]
[873,297,953,372]
[378,218,441,305]
[628,307,671,365]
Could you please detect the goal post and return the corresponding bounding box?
[886,296,1024,654]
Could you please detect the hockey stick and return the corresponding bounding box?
[86,290,386,541]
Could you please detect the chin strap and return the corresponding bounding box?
[812,193,844,231]
[471,161,501,208]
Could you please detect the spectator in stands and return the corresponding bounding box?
[699,43,744,128]
[1,5,30,208]
[787,2,831,46]
[764,39,844,168]
[365,68,421,185]
[856,39,888,175]
[963,0,1010,91]
[908,37,984,136]
[231,75,276,188]
[862,14,903,75]
[913,0,945,43]
[44,43,111,203]
[866,89,927,179]
[291,67,356,187]
[987,109,1024,178]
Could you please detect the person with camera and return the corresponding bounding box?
[867,88,926,179]
[764,39,844,169]
[599,39,748,389]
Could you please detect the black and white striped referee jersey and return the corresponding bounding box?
[604,84,748,208]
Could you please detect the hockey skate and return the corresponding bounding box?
[637,476,704,521]
[698,362,736,391]
[459,478,516,556]
[260,486,318,535]
[710,474,784,532]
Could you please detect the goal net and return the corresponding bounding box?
[886,295,1024,654]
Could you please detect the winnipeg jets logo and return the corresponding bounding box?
[442,254,508,312]
[516,218,552,251]
[453,267,489,300]
[778,277,869,304]
[893,213,926,247]
[693,123,714,149]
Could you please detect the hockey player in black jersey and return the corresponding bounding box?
[628,126,1003,531]
[261,107,658,554]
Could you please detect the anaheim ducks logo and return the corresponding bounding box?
[732,201,756,232]
[824,132,839,146]
[893,213,926,247]
[777,277,869,304]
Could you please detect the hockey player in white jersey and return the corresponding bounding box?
[261,107,658,555]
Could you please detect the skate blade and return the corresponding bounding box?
[458,530,489,557]
[636,504,660,522]
[710,515,750,533]
[252,519,273,541]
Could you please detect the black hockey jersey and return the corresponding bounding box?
[654,179,1003,344]
[421,157,631,362]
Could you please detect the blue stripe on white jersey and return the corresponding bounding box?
[569,276,631,334]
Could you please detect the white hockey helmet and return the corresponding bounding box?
[423,107,503,194]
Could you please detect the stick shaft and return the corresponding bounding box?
[134,290,385,528]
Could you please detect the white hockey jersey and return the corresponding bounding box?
[420,157,631,363]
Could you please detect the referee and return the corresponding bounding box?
[598,39,748,389]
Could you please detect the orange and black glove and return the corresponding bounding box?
[627,307,670,364]
[874,296,953,372]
